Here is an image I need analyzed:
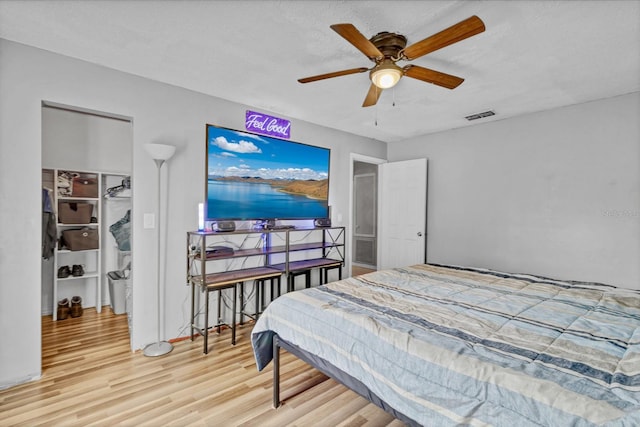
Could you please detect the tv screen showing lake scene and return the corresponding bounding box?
[206,124,330,221]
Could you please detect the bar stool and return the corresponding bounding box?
[286,268,312,292]
[319,262,343,285]
[239,275,281,324]
[261,276,283,309]
[203,282,238,352]
[190,266,282,354]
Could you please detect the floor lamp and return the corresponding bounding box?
[143,143,176,357]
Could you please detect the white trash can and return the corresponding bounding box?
[107,270,129,315]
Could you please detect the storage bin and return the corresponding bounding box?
[72,176,98,198]
[61,228,99,251]
[58,202,93,224]
[107,270,129,315]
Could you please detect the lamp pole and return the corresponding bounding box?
[143,144,175,357]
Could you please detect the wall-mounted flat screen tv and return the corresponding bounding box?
[206,124,331,221]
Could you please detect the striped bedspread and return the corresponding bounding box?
[251,264,640,426]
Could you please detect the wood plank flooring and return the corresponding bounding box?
[0,307,404,426]
[351,266,376,277]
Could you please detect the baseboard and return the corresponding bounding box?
[0,372,42,390]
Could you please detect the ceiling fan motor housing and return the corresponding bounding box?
[369,31,408,60]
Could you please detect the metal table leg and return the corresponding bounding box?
[204,287,210,354]
[231,283,237,345]
[190,281,195,341]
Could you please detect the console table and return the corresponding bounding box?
[187,226,345,353]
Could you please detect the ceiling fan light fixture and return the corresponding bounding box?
[299,17,485,107]
[370,61,403,89]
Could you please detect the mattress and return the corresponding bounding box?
[252,264,640,426]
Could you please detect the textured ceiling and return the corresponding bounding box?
[1,0,639,143]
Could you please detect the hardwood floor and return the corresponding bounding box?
[0,307,404,426]
[351,266,375,277]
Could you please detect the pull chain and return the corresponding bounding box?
[374,88,378,126]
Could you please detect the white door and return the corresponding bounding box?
[377,158,427,270]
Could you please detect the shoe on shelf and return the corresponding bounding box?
[57,266,71,278]
[70,296,83,318]
[57,298,70,320]
[71,265,85,277]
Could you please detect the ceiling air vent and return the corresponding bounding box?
[465,110,495,121]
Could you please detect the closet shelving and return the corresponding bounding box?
[44,169,102,320]
[102,172,132,331]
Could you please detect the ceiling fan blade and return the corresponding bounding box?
[298,67,369,83]
[401,15,485,60]
[330,23,384,60]
[403,65,464,89]
[362,84,383,107]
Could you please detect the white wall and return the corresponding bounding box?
[0,38,386,389]
[42,106,132,172]
[388,92,640,289]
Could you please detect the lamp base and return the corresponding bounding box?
[143,341,173,357]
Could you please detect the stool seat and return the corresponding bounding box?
[190,267,282,354]
[271,258,343,292]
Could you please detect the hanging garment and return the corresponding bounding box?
[109,210,131,251]
[42,188,57,259]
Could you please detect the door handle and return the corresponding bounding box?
[417,232,423,237]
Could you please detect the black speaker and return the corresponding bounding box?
[215,221,236,232]
[314,218,332,227]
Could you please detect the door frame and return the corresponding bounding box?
[40,101,134,356]
[348,153,386,277]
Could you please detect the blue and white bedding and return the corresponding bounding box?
[251,264,640,426]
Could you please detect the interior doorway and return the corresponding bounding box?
[353,163,377,268]
[349,154,385,275]
[41,102,133,351]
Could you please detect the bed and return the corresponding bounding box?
[251,263,640,426]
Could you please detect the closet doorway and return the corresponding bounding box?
[41,102,133,347]
[349,154,385,275]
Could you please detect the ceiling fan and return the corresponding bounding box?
[298,16,485,107]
